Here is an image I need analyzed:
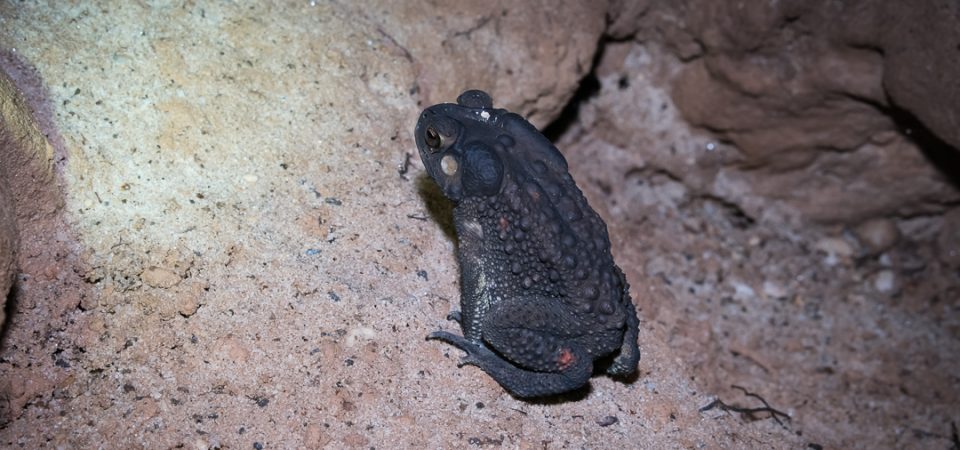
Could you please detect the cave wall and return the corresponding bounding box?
[608,0,960,223]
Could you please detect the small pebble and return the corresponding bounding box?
[177,295,199,317]
[731,281,755,300]
[855,218,899,256]
[872,270,898,294]
[141,267,182,288]
[814,237,854,266]
[597,415,619,427]
[762,280,787,299]
[304,424,323,447]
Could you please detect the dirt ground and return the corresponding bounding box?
[1,2,958,449]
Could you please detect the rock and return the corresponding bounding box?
[607,0,652,40]
[855,218,900,256]
[304,424,326,449]
[872,270,898,295]
[377,0,607,128]
[642,0,960,223]
[0,56,75,334]
[0,69,24,329]
[815,237,855,266]
[140,267,181,289]
[176,294,199,317]
[705,0,960,153]
[877,1,960,151]
[341,433,369,448]
[219,336,250,364]
[731,280,756,300]
[762,280,788,300]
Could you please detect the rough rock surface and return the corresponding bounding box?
[877,1,960,152]
[630,0,960,223]
[0,1,957,449]
[0,62,62,335]
[0,1,804,449]
[0,50,94,427]
[553,2,960,447]
[0,71,22,325]
[368,0,607,128]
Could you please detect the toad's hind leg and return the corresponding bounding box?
[428,330,591,398]
[477,297,597,397]
[605,267,640,376]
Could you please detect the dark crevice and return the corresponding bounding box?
[0,284,19,347]
[542,39,607,143]
[696,194,756,229]
[884,105,960,189]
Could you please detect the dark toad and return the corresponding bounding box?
[415,90,640,398]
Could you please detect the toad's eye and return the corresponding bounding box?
[425,127,442,151]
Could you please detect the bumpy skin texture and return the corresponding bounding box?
[415,90,640,398]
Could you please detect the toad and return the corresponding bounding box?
[415,90,640,397]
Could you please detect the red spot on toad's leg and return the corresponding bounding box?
[557,348,576,370]
[499,216,510,231]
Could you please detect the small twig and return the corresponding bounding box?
[700,385,790,427]
[397,152,412,178]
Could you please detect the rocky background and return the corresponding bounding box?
[0,0,957,448]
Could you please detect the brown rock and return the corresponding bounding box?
[341,432,369,448]
[877,1,960,151]
[673,51,889,169]
[607,0,652,40]
[219,336,250,364]
[855,218,899,256]
[631,0,960,223]
[0,367,54,421]
[0,68,26,328]
[0,61,58,212]
[1,53,84,344]
[176,294,199,317]
[141,267,181,289]
[372,0,607,127]
[303,424,328,449]
[132,397,160,422]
